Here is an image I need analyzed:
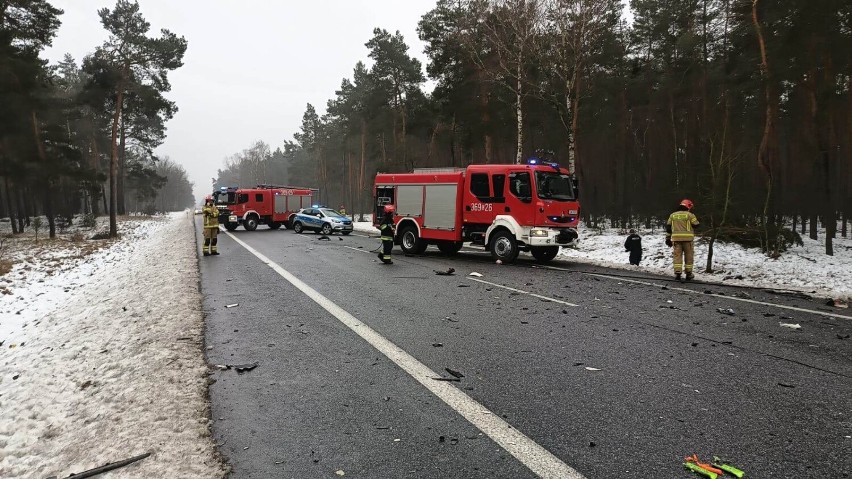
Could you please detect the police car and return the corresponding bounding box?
[290,207,353,235]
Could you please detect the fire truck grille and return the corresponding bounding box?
[547,216,574,224]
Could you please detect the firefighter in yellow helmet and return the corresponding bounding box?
[666,199,699,281]
[202,196,220,256]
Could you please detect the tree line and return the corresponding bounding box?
[0,0,191,239]
[219,0,850,257]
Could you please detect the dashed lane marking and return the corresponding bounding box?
[224,231,586,479]
[467,278,578,307]
[576,271,852,321]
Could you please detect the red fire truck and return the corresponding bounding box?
[373,159,580,263]
[213,185,318,231]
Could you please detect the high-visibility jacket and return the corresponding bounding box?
[202,204,219,229]
[667,211,699,242]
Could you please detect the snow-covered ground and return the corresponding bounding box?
[0,212,225,478]
[0,211,846,478]
[352,217,852,301]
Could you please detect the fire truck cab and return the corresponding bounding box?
[213,185,318,231]
[374,159,579,263]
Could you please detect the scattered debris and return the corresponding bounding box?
[432,343,443,347]
[588,441,596,447]
[434,268,455,276]
[712,457,746,478]
[468,272,483,277]
[432,376,461,382]
[335,470,345,476]
[458,284,470,288]
[213,362,259,373]
[225,303,239,308]
[716,308,736,316]
[837,334,850,340]
[777,382,796,388]
[827,298,849,309]
[684,454,723,478]
[318,235,330,241]
[779,323,802,330]
[763,312,776,317]
[338,237,343,241]
[584,367,601,371]
[495,259,502,265]
[63,452,151,478]
[444,367,464,378]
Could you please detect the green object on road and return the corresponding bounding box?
[684,462,718,479]
[712,457,745,478]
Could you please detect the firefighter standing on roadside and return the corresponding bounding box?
[339,204,347,217]
[202,196,220,256]
[624,229,642,266]
[377,205,395,264]
[666,199,699,280]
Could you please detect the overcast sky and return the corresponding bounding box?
[43,0,438,200]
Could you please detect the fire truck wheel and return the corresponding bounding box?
[399,226,424,255]
[244,216,258,231]
[224,223,238,231]
[293,221,304,234]
[320,223,333,235]
[269,222,282,230]
[530,246,559,262]
[437,241,463,255]
[490,231,519,263]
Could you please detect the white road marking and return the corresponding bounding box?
[224,231,586,479]
[582,272,852,321]
[466,278,578,307]
[343,245,375,254]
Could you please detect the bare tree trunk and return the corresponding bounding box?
[515,59,524,164]
[359,119,366,218]
[30,111,57,238]
[752,0,777,254]
[569,72,581,174]
[109,86,125,237]
[4,177,18,234]
[809,213,818,240]
[118,118,126,215]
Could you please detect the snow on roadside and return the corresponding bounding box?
[352,217,851,300]
[0,212,226,478]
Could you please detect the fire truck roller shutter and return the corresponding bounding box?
[274,194,288,214]
[396,185,424,217]
[424,184,458,230]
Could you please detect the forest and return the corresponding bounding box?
[3,1,849,256]
[218,0,850,257]
[0,0,192,238]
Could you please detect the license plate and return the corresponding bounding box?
[229,215,237,222]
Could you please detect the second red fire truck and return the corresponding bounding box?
[213,185,318,231]
[373,158,580,263]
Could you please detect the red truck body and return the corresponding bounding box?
[213,185,318,231]
[373,160,580,263]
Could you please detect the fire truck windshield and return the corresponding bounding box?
[535,171,575,201]
[214,191,236,205]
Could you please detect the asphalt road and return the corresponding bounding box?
[197,220,852,479]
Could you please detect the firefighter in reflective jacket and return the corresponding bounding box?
[377,205,395,264]
[202,197,220,256]
[666,199,699,280]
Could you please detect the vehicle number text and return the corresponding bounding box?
[470,203,492,212]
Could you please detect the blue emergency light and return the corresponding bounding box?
[526,157,562,171]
